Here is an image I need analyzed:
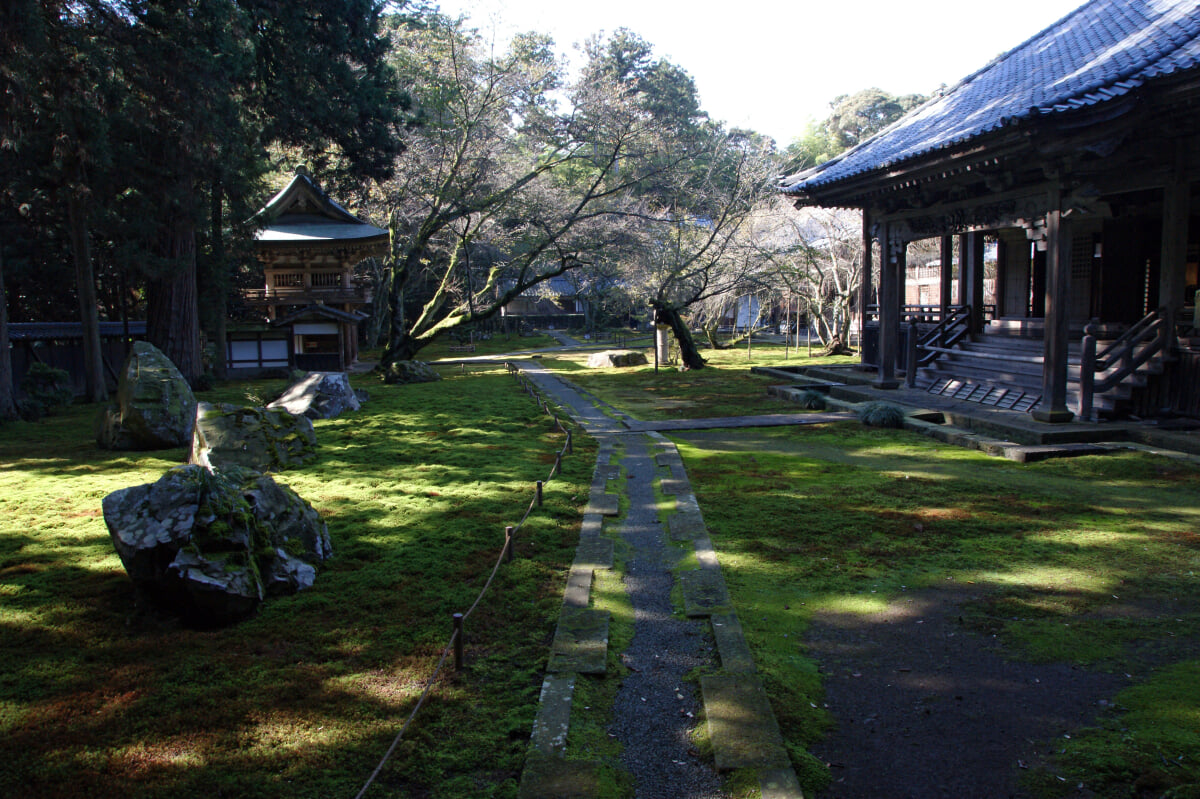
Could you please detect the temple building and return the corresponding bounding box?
[229,169,387,373]
[781,0,1200,421]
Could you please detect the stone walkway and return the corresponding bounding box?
[514,363,808,799]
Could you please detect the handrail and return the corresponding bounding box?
[1078,309,1168,421]
[1094,309,1160,368]
[905,307,974,383]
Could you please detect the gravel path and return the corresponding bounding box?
[609,434,729,799]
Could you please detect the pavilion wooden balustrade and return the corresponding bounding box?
[864,304,994,324]
[1078,309,1169,421]
[242,285,372,305]
[903,306,975,386]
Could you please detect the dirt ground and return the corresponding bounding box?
[805,586,1132,799]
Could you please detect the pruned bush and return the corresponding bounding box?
[858,401,905,428]
[797,389,827,410]
[19,363,74,420]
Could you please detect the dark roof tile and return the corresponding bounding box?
[782,0,1200,197]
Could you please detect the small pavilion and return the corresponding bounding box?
[781,0,1200,422]
[231,169,388,373]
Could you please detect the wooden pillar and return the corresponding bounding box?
[1160,143,1189,354]
[860,208,873,349]
[939,235,954,321]
[1032,198,1075,423]
[964,232,986,334]
[995,237,1009,317]
[875,221,901,388]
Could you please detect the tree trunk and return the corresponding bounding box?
[0,246,17,419]
[147,217,202,383]
[202,182,228,380]
[66,190,108,403]
[652,301,706,370]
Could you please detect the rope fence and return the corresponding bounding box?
[355,361,576,798]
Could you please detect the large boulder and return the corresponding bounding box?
[267,372,362,419]
[102,464,331,625]
[381,360,442,384]
[586,349,648,369]
[96,342,197,450]
[189,402,318,472]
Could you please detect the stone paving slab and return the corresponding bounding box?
[517,754,601,799]
[660,477,689,495]
[579,514,604,540]
[668,512,707,541]
[584,493,619,516]
[693,534,721,570]
[710,613,755,674]
[700,675,791,770]
[574,537,613,570]
[563,565,593,609]
[529,674,575,756]
[758,767,806,799]
[547,607,610,674]
[679,569,733,617]
[675,493,701,515]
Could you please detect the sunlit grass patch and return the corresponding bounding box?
[0,368,596,797]
[670,423,1200,798]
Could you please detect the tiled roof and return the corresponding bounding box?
[253,170,387,245]
[781,0,1200,197]
[7,321,147,341]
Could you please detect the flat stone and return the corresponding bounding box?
[563,566,593,609]
[700,675,791,770]
[517,754,600,799]
[679,569,733,617]
[547,608,609,674]
[693,534,720,570]
[654,452,684,469]
[758,767,806,799]
[584,494,619,517]
[668,512,707,541]
[1002,442,1110,463]
[579,514,604,540]
[710,613,755,674]
[660,478,689,495]
[574,537,613,570]
[529,674,575,757]
[675,494,701,515]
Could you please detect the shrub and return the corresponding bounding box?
[858,401,905,428]
[797,389,827,410]
[19,362,74,420]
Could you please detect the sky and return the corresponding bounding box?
[431,0,1088,145]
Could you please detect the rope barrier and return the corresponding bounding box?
[354,361,579,797]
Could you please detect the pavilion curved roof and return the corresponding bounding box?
[252,170,388,248]
[780,0,1200,201]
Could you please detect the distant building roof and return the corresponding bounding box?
[781,0,1200,200]
[7,321,147,341]
[271,305,368,327]
[252,169,388,248]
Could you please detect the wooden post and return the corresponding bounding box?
[505,525,515,562]
[1032,195,1075,423]
[906,318,919,388]
[939,235,954,339]
[860,208,873,351]
[876,220,900,388]
[1160,142,1189,357]
[1078,329,1097,421]
[965,232,986,334]
[566,429,573,454]
[453,613,464,671]
[536,481,543,507]
[553,453,561,477]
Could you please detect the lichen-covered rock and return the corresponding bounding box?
[586,350,649,369]
[267,372,362,419]
[96,342,197,450]
[381,360,441,384]
[189,402,317,472]
[102,464,331,625]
